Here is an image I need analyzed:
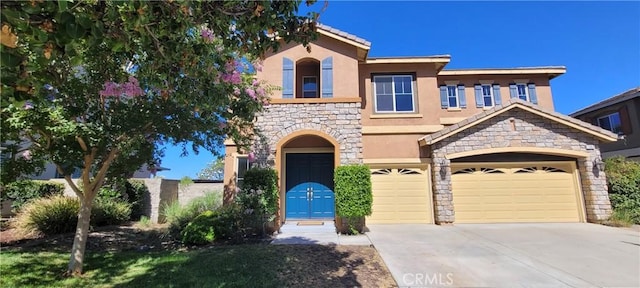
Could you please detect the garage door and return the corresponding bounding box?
[367,167,433,224]
[451,162,584,223]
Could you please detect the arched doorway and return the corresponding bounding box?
[277,131,339,220]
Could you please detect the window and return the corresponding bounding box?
[447,85,459,108]
[236,156,250,188]
[516,84,528,101]
[597,113,622,134]
[481,85,493,107]
[373,75,415,113]
[302,76,317,98]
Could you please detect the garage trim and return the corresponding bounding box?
[446,147,589,160]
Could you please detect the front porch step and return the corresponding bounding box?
[279,221,336,234]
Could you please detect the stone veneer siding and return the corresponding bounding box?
[253,102,363,165]
[430,109,612,224]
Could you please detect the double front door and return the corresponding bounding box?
[285,153,335,219]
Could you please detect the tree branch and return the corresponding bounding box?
[56,164,83,200]
[88,148,119,196]
[76,136,88,152]
[144,25,165,58]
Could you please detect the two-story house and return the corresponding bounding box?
[570,87,640,161]
[223,24,617,226]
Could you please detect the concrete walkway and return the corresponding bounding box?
[367,223,640,288]
[271,221,371,245]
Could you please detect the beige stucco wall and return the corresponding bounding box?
[258,35,360,99]
[363,134,426,159]
[178,182,223,206]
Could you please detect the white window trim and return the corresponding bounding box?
[373,75,416,113]
[447,85,459,108]
[597,112,622,134]
[481,84,494,108]
[515,83,529,101]
[302,76,318,98]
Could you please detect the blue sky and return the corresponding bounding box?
[157,1,640,179]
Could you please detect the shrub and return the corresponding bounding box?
[98,178,148,220]
[605,156,640,224]
[162,191,222,236]
[125,180,148,220]
[1,180,65,211]
[211,203,243,240]
[334,165,372,234]
[181,210,216,245]
[92,199,132,226]
[14,196,131,236]
[14,195,80,236]
[240,168,279,217]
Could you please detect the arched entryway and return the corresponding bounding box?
[276,131,340,221]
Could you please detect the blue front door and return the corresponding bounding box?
[285,153,335,219]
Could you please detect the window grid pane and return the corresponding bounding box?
[482,85,493,107]
[447,86,458,108]
[517,84,528,101]
[374,76,414,113]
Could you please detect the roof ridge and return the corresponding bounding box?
[316,23,371,47]
[570,87,640,116]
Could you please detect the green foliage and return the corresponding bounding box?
[181,210,217,245]
[235,167,279,236]
[137,216,152,228]
[91,199,132,227]
[96,178,147,220]
[14,195,80,236]
[14,195,131,235]
[334,165,373,218]
[197,158,224,180]
[1,180,64,211]
[334,165,372,234]
[162,192,222,236]
[605,156,640,224]
[210,204,244,241]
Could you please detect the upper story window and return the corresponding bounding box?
[447,85,459,108]
[481,85,494,107]
[597,112,622,134]
[282,57,333,99]
[303,76,318,98]
[516,84,529,101]
[509,83,538,104]
[373,75,415,113]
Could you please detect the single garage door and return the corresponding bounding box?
[451,161,584,223]
[367,167,433,224]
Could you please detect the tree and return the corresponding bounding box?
[197,157,224,180]
[1,0,320,275]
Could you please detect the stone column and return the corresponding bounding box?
[578,155,612,222]
[431,157,455,224]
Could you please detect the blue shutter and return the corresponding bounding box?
[440,86,448,109]
[474,84,483,108]
[528,83,538,104]
[321,57,333,98]
[282,57,294,98]
[509,84,518,99]
[493,84,502,106]
[458,85,467,108]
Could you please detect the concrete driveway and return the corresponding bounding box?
[367,223,640,287]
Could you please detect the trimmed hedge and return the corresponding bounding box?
[1,180,65,211]
[334,165,372,234]
[240,167,279,216]
[605,156,640,224]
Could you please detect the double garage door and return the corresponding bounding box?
[451,161,584,223]
[366,161,584,224]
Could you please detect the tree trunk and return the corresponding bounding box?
[67,197,94,275]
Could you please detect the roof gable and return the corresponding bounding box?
[419,99,619,146]
[570,87,640,116]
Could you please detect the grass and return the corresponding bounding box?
[0,244,394,288]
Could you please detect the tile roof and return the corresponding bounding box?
[570,87,640,116]
[316,23,371,47]
[419,98,619,145]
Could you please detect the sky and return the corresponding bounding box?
[157,1,640,179]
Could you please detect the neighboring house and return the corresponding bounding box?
[570,87,640,161]
[28,163,168,180]
[223,24,617,226]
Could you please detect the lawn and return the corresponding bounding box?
[0,226,395,287]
